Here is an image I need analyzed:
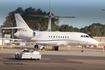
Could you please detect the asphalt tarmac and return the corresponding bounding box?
[0,46,105,70]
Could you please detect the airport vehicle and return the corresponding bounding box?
[15,49,41,60]
[13,13,98,47]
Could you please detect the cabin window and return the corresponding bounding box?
[56,36,57,38]
[68,36,69,38]
[49,36,69,38]
[58,36,60,38]
[81,35,83,37]
[51,36,52,38]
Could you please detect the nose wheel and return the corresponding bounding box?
[34,44,39,50]
[81,46,84,52]
[52,46,59,51]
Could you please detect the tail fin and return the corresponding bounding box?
[46,18,51,31]
[15,13,32,31]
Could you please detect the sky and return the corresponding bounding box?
[0,0,105,29]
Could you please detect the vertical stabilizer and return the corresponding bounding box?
[46,0,52,31]
[15,13,32,31]
[47,18,51,31]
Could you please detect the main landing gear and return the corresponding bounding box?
[52,46,59,51]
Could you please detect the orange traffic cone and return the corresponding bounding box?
[9,45,12,48]
[102,49,104,54]
[0,46,3,50]
[68,47,70,51]
[1,46,3,49]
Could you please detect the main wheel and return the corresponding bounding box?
[15,54,18,59]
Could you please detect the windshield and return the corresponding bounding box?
[88,34,93,38]
[80,34,92,38]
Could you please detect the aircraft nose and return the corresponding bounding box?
[93,40,99,46]
[88,39,99,46]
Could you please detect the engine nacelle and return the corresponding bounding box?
[19,31,35,39]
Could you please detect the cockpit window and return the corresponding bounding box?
[86,35,89,38]
[88,34,93,38]
[80,35,91,38]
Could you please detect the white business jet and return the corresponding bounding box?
[13,13,98,48]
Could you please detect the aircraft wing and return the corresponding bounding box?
[29,15,49,18]
[31,41,58,45]
[1,27,25,29]
[54,16,75,18]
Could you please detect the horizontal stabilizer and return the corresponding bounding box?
[54,16,75,18]
[29,15,49,18]
[1,27,25,29]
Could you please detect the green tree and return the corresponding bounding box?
[80,23,105,37]
[1,7,59,38]
[59,24,79,32]
[59,24,70,32]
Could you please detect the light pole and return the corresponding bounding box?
[101,9,105,53]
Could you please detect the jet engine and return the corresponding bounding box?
[19,31,36,39]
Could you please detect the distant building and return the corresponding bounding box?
[4,34,11,39]
[93,37,105,42]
